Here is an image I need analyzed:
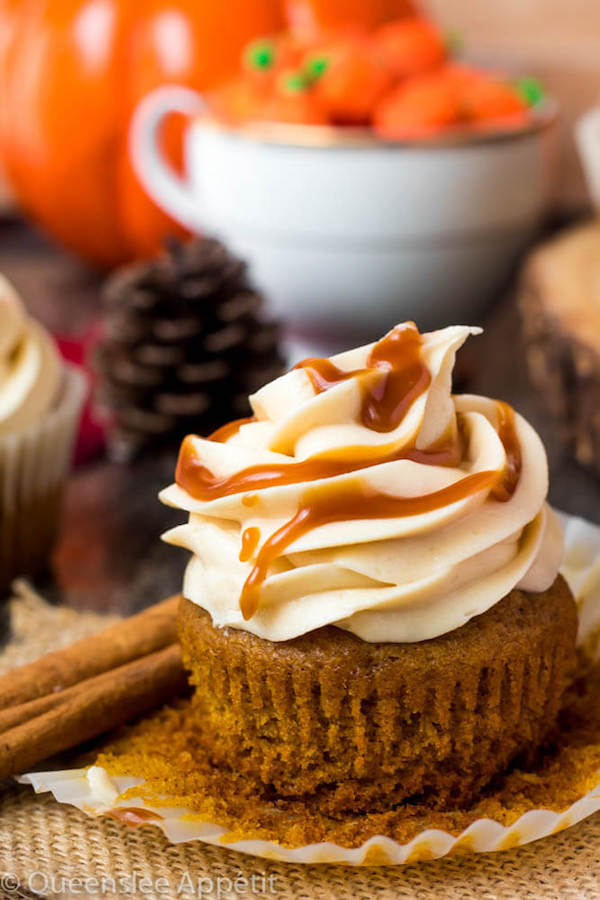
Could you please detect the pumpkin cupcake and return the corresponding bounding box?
[0,275,85,593]
[161,322,576,814]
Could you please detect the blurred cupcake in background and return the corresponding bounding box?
[576,105,600,215]
[0,275,85,594]
[517,105,600,475]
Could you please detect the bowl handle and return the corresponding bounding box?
[129,85,206,232]
[576,107,600,212]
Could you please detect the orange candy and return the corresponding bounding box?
[373,72,459,139]
[212,34,311,125]
[211,15,538,139]
[243,33,307,77]
[287,0,417,34]
[309,41,391,124]
[373,64,531,140]
[257,71,329,125]
[209,77,272,125]
[372,17,446,79]
[460,78,528,126]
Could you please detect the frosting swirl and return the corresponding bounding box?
[161,323,563,643]
[0,275,61,437]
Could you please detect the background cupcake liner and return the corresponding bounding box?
[17,512,600,866]
[0,364,86,593]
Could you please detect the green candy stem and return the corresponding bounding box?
[515,76,546,107]
[244,39,276,72]
[445,29,463,57]
[281,72,309,94]
[304,55,330,82]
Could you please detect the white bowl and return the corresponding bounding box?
[131,87,556,344]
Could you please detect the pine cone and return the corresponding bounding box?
[94,238,284,462]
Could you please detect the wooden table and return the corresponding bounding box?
[2,217,599,616]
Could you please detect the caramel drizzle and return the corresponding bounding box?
[176,432,464,502]
[296,321,431,433]
[177,323,438,502]
[209,416,255,443]
[239,469,500,619]
[174,324,523,620]
[108,807,163,825]
[239,525,261,563]
[493,401,522,501]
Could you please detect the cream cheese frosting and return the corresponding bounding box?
[0,274,61,437]
[161,322,563,643]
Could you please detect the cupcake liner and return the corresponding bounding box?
[0,364,86,593]
[17,511,600,866]
[178,583,575,814]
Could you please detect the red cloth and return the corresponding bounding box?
[56,329,105,465]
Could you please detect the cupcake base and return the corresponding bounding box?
[178,576,577,816]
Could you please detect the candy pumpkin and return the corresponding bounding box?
[372,17,446,79]
[308,38,391,125]
[286,0,417,34]
[0,0,284,268]
[374,72,460,139]
[373,65,530,141]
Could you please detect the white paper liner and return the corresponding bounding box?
[0,364,86,589]
[17,511,600,865]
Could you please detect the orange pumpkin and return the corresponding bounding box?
[0,0,284,268]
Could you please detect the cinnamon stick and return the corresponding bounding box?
[0,594,180,710]
[0,688,66,733]
[0,644,186,779]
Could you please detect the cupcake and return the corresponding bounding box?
[161,322,577,814]
[0,275,85,593]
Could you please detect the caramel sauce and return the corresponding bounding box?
[175,324,445,503]
[296,321,431,433]
[239,526,261,562]
[294,357,353,393]
[108,807,163,825]
[209,416,255,443]
[176,431,464,502]
[174,323,524,620]
[239,469,499,619]
[492,401,522,502]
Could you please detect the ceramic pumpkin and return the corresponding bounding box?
[0,0,284,267]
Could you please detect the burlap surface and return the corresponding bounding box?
[0,585,599,900]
